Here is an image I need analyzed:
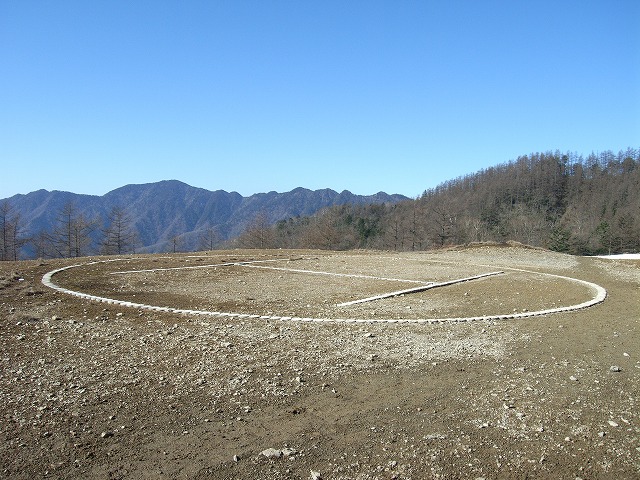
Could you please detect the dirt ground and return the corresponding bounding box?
[1,245,638,479]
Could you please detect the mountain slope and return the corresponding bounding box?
[4,181,407,255]
[252,149,639,254]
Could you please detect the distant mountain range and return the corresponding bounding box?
[3,180,408,253]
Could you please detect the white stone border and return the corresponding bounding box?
[41,257,607,324]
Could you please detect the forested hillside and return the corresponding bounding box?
[0,182,406,260]
[2,149,637,259]
[237,148,639,255]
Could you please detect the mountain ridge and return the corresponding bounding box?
[3,180,408,255]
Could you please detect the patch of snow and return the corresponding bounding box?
[596,253,640,260]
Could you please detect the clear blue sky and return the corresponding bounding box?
[2,1,639,199]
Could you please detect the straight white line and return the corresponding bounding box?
[336,271,504,306]
[110,256,432,285]
[109,258,286,275]
[238,263,430,284]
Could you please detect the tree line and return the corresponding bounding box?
[236,148,639,255]
[2,148,638,260]
[1,202,140,259]
[0,199,222,260]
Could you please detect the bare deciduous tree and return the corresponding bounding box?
[50,202,97,258]
[237,212,274,249]
[0,200,26,261]
[197,227,220,251]
[102,206,138,255]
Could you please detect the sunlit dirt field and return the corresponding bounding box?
[1,245,638,479]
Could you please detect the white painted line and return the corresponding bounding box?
[238,263,429,284]
[110,258,287,275]
[337,271,503,306]
[41,258,607,324]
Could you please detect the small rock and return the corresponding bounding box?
[101,431,114,438]
[609,365,622,372]
[233,455,240,462]
[260,448,282,459]
[310,471,322,480]
[569,376,578,382]
[608,420,618,427]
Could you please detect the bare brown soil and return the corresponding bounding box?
[1,245,638,479]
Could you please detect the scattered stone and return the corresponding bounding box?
[4,248,636,478]
[281,447,297,457]
[260,448,282,459]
